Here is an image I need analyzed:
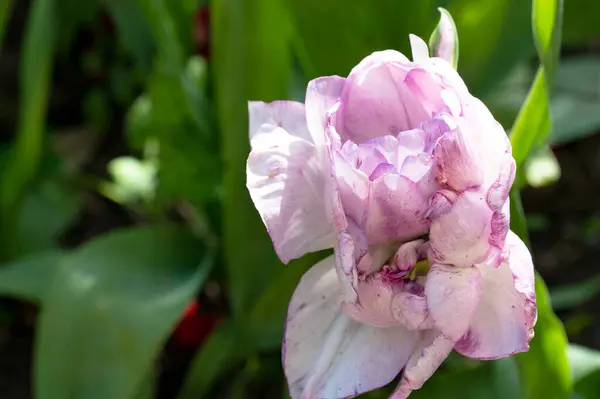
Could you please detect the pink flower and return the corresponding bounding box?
[246,10,536,399]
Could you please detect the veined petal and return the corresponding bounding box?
[434,128,484,192]
[305,76,346,146]
[366,174,430,245]
[247,101,339,263]
[391,330,455,399]
[428,8,459,68]
[455,231,537,359]
[336,52,430,143]
[284,256,417,399]
[429,190,493,267]
[425,264,482,341]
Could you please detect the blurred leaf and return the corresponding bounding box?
[0,0,56,259]
[525,146,560,188]
[550,56,600,145]
[34,226,211,399]
[179,320,245,399]
[212,0,292,315]
[411,358,522,399]
[551,274,600,311]
[0,251,63,303]
[103,0,156,73]
[247,250,328,350]
[516,276,571,399]
[449,0,533,96]
[55,0,100,51]
[509,0,563,167]
[16,179,82,255]
[491,56,600,145]
[0,0,13,51]
[568,344,600,383]
[562,0,600,45]
[574,369,600,399]
[287,0,435,78]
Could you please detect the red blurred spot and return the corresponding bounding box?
[173,300,219,348]
[194,7,211,59]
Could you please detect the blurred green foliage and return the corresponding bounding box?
[0,0,599,398]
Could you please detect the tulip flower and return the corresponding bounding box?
[246,9,536,399]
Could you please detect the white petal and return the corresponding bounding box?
[247,101,339,263]
[391,330,454,398]
[455,231,537,359]
[425,264,482,341]
[284,256,417,399]
[409,34,430,64]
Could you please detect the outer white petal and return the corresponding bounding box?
[455,231,537,359]
[425,264,482,341]
[284,256,418,399]
[391,330,455,399]
[305,76,347,146]
[247,101,339,263]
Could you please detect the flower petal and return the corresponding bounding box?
[425,264,482,341]
[391,330,455,399]
[429,190,494,267]
[434,128,484,192]
[284,256,418,399]
[305,76,346,146]
[455,231,537,359]
[247,101,339,263]
[428,7,459,68]
[336,52,430,143]
[366,174,430,245]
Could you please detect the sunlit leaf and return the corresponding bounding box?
[34,226,211,399]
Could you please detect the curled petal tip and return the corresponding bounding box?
[429,8,459,69]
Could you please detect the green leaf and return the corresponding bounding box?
[34,226,211,399]
[178,320,245,399]
[287,0,435,78]
[574,369,600,399]
[103,0,156,73]
[0,0,13,51]
[0,251,63,303]
[0,0,56,259]
[410,358,522,399]
[568,344,600,383]
[509,0,563,167]
[16,179,82,255]
[449,0,534,96]
[563,0,600,45]
[213,0,292,315]
[551,274,600,311]
[247,251,328,350]
[516,276,572,399]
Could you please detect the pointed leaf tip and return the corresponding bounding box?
[429,8,459,69]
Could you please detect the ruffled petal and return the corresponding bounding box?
[455,231,537,359]
[366,174,430,245]
[429,190,493,267]
[336,52,430,143]
[425,264,483,341]
[247,101,339,263]
[434,128,484,192]
[284,256,418,399]
[391,330,455,399]
[305,76,346,146]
